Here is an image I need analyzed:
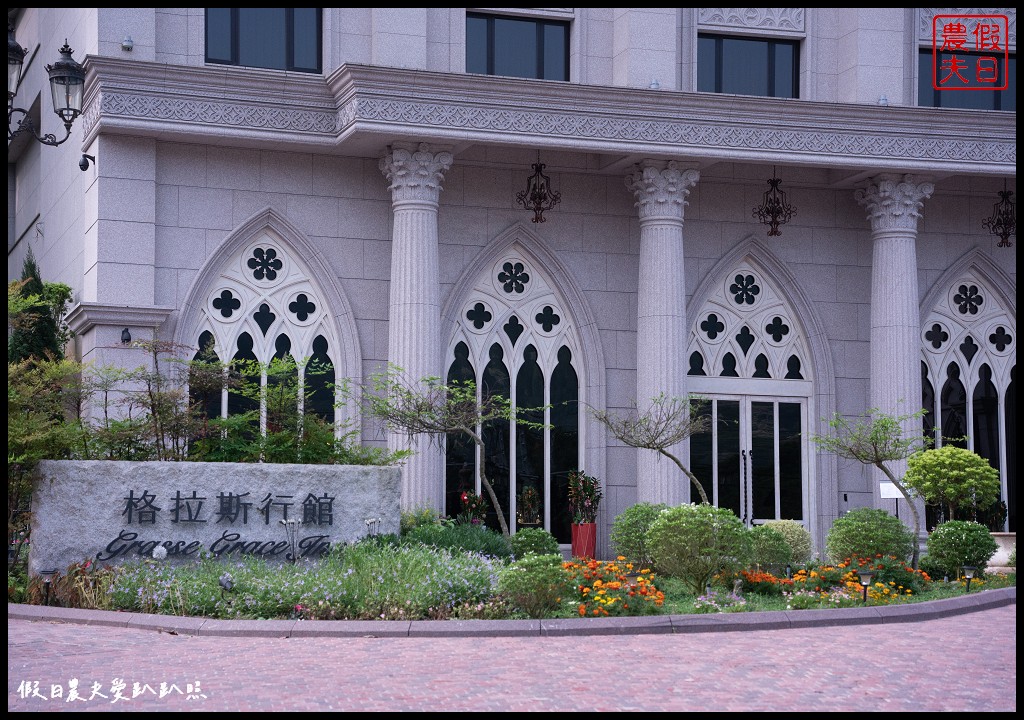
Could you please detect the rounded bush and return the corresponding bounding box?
[924,520,998,577]
[497,553,571,619]
[761,519,813,565]
[609,502,668,568]
[648,504,750,596]
[403,522,513,560]
[825,507,914,564]
[510,528,560,559]
[748,524,792,573]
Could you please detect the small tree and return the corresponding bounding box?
[363,365,546,537]
[8,248,72,363]
[811,408,932,570]
[590,394,711,504]
[904,446,1001,524]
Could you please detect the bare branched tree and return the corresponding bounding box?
[590,393,712,504]
[363,365,547,537]
[811,407,932,570]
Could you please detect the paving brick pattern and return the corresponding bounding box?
[8,601,1016,712]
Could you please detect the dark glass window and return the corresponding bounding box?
[698,33,799,98]
[206,8,322,73]
[919,50,1015,110]
[466,12,569,81]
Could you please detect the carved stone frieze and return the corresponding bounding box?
[699,8,805,34]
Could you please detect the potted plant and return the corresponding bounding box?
[568,471,602,559]
[517,485,542,528]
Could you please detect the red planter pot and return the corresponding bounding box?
[571,522,597,559]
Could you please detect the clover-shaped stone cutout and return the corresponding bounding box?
[536,306,560,332]
[953,284,983,315]
[497,261,530,294]
[701,314,725,340]
[925,323,948,349]
[959,336,979,364]
[212,289,241,319]
[989,326,1012,352]
[765,316,790,342]
[729,274,760,305]
[466,302,492,330]
[288,293,317,322]
[503,315,524,346]
[736,326,755,355]
[254,303,276,336]
[688,352,707,376]
[248,247,283,281]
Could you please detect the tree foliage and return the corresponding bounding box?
[811,407,932,570]
[904,446,1001,523]
[8,248,72,363]
[590,393,711,504]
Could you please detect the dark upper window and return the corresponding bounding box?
[698,33,799,99]
[918,50,1015,110]
[205,8,322,73]
[466,12,569,81]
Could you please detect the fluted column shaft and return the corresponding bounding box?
[625,162,700,505]
[855,174,934,504]
[380,143,453,512]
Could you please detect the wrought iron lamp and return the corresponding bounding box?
[982,180,1015,248]
[516,157,561,223]
[8,22,86,147]
[753,166,796,236]
[121,328,132,345]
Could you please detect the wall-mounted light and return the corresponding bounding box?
[121,328,132,345]
[516,156,561,223]
[752,166,796,236]
[982,180,1015,248]
[79,153,95,171]
[8,22,86,148]
[121,35,134,52]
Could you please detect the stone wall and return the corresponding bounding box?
[30,460,401,574]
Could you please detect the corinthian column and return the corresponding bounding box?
[855,174,934,506]
[379,143,453,512]
[624,161,700,505]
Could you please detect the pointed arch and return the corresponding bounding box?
[440,223,606,541]
[173,207,362,428]
[685,235,838,551]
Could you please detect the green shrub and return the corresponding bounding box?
[761,519,813,565]
[904,446,1001,521]
[826,507,914,564]
[1009,546,1016,568]
[748,525,792,574]
[510,528,560,559]
[609,502,668,568]
[647,504,750,596]
[497,553,570,618]
[401,506,445,536]
[403,522,513,560]
[923,520,998,578]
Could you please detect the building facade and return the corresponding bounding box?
[8,8,1016,557]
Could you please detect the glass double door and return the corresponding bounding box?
[690,396,806,526]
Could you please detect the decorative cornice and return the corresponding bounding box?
[699,8,805,35]
[855,174,936,233]
[66,303,175,336]
[81,59,1016,175]
[379,143,454,205]
[918,8,1016,48]
[625,162,700,221]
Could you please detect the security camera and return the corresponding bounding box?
[79,154,95,171]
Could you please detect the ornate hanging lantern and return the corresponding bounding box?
[516,158,561,223]
[752,167,796,237]
[982,180,1015,248]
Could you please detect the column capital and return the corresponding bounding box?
[379,143,454,205]
[855,174,935,233]
[625,160,700,221]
